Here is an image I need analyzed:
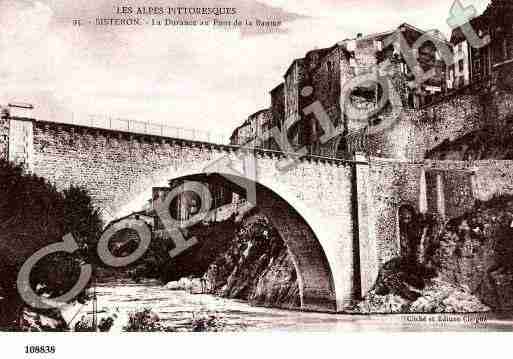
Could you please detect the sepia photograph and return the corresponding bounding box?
[1,0,513,355]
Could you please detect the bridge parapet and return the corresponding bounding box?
[1,110,372,312]
[8,115,364,171]
[64,113,227,145]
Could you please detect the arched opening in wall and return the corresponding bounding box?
[107,172,338,313]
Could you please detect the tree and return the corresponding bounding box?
[0,159,102,329]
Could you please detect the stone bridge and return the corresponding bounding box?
[4,113,513,313]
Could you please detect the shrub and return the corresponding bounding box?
[123,308,175,332]
[0,159,102,328]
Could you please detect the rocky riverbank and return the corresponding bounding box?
[433,195,513,311]
[166,213,300,310]
[353,275,490,314]
[354,195,513,314]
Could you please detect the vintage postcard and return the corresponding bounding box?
[1,0,513,353]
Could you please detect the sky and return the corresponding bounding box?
[0,0,491,141]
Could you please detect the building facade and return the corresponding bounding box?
[229,17,510,162]
[448,25,473,90]
[283,58,307,150]
[269,83,285,150]
[152,178,234,231]
[229,108,273,149]
[448,0,513,90]
[308,45,352,156]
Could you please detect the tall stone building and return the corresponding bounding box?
[283,58,307,150]
[448,19,477,89]
[269,83,285,150]
[282,23,451,159]
[340,23,449,107]
[229,108,273,150]
[152,177,234,230]
[448,0,513,89]
[229,22,481,162]
[306,45,353,157]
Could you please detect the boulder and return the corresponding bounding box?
[165,277,205,293]
[354,291,410,314]
[353,257,489,314]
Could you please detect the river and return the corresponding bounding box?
[64,280,513,332]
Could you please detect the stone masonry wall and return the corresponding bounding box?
[0,117,8,161]
[488,89,513,131]
[26,119,359,310]
[366,158,423,265]
[311,46,353,131]
[351,86,513,163]
[366,158,513,278]
[350,93,484,161]
[425,160,513,202]
[418,94,484,152]
[30,121,354,221]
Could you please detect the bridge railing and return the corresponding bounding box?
[38,113,365,165]
[68,113,227,145]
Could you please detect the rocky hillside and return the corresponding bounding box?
[355,195,513,313]
[433,195,513,311]
[202,212,300,309]
[167,212,301,310]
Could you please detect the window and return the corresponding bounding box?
[458,42,463,54]
[310,54,318,69]
[327,61,333,72]
[458,59,464,73]
[372,117,382,126]
[474,46,481,58]
[474,59,481,73]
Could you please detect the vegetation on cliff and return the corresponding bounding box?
[0,159,103,330]
[433,195,513,311]
[355,195,513,313]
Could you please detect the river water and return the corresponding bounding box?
[66,280,513,332]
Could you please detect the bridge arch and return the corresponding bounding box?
[105,165,352,312]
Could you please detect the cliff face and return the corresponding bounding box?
[202,213,300,310]
[355,195,513,313]
[432,196,513,311]
[107,209,300,310]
